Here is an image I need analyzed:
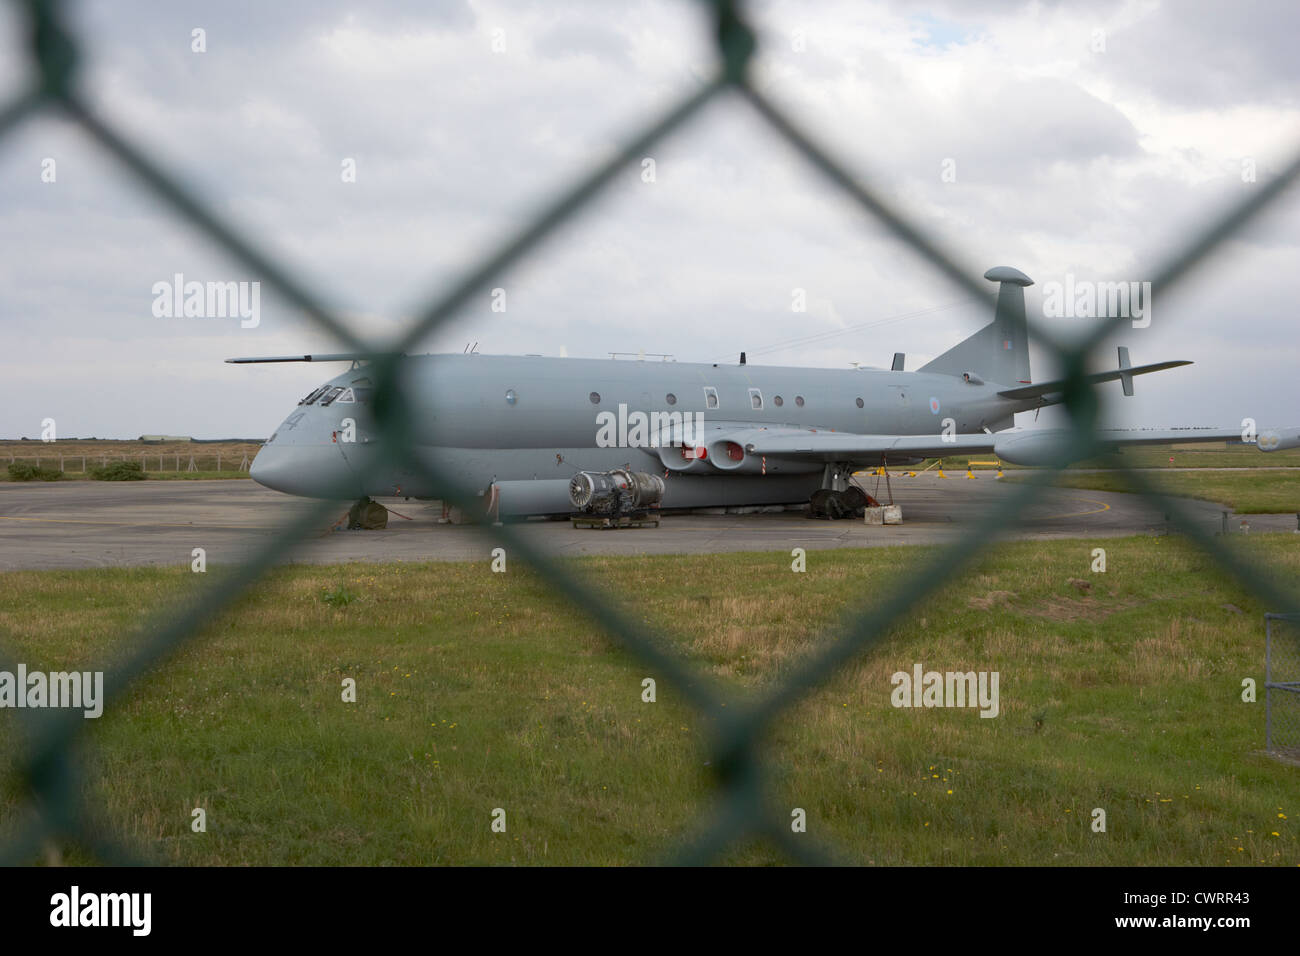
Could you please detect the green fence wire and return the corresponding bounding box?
[3,0,1299,866]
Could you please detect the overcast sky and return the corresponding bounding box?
[2,0,1297,439]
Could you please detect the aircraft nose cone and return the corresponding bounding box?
[250,442,360,499]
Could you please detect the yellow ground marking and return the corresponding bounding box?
[1035,496,1112,519]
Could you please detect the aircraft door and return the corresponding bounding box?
[889,385,910,431]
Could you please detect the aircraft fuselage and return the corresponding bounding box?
[250,353,1034,513]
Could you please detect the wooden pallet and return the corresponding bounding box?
[570,513,661,529]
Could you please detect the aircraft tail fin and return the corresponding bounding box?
[919,266,1032,388]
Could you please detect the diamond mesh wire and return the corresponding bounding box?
[1266,615,1300,760]
[2,0,1298,865]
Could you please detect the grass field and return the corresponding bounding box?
[1,536,1297,866]
[916,441,1300,471]
[1004,469,1300,514]
[1052,440,1300,470]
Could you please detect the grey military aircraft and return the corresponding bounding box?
[231,266,1299,518]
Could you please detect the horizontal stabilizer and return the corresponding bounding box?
[997,360,1191,400]
[225,353,398,364]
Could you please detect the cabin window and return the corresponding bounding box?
[795,395,805,407]
[773,395,783,407]
[666,393,677,405]
[589,391,601,405]
[703,387,719,409]
[749,388,763,410]
[856,397,864,408]
[318,386,345,407]
[505,388,518,406]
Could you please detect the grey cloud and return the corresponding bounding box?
[1094,0,1300,108]
[0,1,1296,439]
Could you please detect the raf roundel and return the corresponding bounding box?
[929,397,941,414]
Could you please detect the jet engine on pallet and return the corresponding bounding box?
[568,469,665,515]
[568,469,665,527]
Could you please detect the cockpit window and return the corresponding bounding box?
[318,386,345,407]
[334,388,356,404]
[351,387,374,404]
[299,386,329,405]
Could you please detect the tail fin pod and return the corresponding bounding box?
[919,266,1033,387]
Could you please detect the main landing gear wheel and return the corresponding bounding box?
[807,486,879,520]
[347,496,389,530]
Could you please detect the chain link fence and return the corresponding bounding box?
[5,453,252,473]
[1266,614,1300,761]
[3,0,1299,865]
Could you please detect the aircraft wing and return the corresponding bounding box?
[727,424,1300,467]
[738,429,996,462]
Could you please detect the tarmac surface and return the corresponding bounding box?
[0,473,1295,571]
